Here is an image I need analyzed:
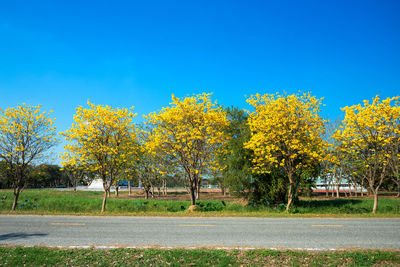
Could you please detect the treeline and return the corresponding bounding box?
[0,162,186,190]
[0,93,399,213]
[0,162,87,189]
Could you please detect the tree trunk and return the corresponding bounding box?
[128,182,132,196]
[335,171,342,198]
[115,185,119,197]
[163,179,167,196]
[367,184,373,196]
[325,177,329,197]
[195,179,201,200]
[189,183,197,205]
[372,191,378,214]
[101,188,107,212]
[396,180,400,198]
[286,184,294,212]
[144,188,149,199]
[362,180,366,197]
[11,188,20,211]
[190,188,196,205]
[286,172,295,212]
[335,174,340,198]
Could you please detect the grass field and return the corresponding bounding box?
[0,246,399,266]
[0,189,399,216]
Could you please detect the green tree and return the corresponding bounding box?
[0,160,12,189]
[29,164,67,188]
[217,107,252,197]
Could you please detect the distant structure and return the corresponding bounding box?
[87,179,134,191]
[87,179,104,190]
[313,176,367,194]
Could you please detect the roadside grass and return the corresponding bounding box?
[294,198,400,214]
[0,189,399,216]
[0,247,399,266]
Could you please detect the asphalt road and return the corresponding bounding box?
[0,215,399,250]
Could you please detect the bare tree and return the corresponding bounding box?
[62,164,86,192]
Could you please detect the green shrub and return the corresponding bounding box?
[195,201,224,211]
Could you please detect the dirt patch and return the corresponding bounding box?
[187,205,199,212]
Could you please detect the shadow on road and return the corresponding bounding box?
[0,233,47,241]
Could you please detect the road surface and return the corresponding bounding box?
[0,215,399,250]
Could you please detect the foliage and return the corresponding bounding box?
[145,93,229,205]
[249,170,288,206]
[217,107,252,196]
[0,103,57,210]
[61,101,138,211]
[245,92,327,211]
[29,164,68,188]
[0,161,12,189]
[195,200,225,211]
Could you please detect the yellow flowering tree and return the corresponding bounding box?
[61,101,137,212]
[245,92,327,212]
[0,104,57,210]
[145,93,229,205]
[333,96,400,213]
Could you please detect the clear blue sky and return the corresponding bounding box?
[0,0,399,164]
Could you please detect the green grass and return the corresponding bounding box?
[0,247,399,266]
[0,189,191,214]
[294,198,400,214]
[0,189,399,216]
